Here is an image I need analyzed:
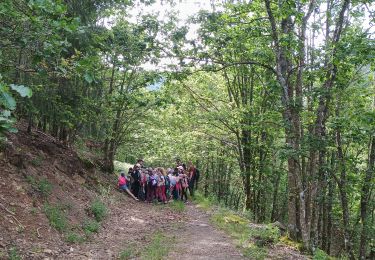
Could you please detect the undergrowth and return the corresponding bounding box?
[66,232,85,244]
[211,209,281,259]
[27,176,52,198]
[118,243,138,260]
[140,231,173,260]
[8,247,21,260]
[43,203,68,232]
[169,200,185,212]
[83,220,100,235]
[193,192,215,211]
[90,199,107,222]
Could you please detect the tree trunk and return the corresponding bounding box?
[359,136,375,259]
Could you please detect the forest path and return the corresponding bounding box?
[167,204,245,260]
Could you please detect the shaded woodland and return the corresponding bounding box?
[1,0,374,258]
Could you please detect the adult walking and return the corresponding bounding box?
[131,163,141,198]
[188,162,197,196]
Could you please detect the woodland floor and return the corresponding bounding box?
[166,204,245,260]
[0,124,308,259]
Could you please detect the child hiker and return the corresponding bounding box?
[118,171,138,201]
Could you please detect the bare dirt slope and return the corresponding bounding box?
[0,124,184,259]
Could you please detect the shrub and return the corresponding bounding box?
[66,232,85,244]
[8,247,21,260]
[83,220,100,235]
[38,178,52,197]
[169,200,185,212]
[313,248,334,260]
[30,156,43,166]
[250,224,280,247]
[43,203,67,232]
[243,244,267,260]
[27,176,52,197]
[90,199,107,222]
[141,232,172,260]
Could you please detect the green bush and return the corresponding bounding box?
[43,203,67,232]
[66,232,85,244]
[8,247,21,260]
[169,200,185,212]
[118,244,138,260]
[90,199,107,222]
[313,248,334,260]
[250,224,280,247]
[26,176,52,197]
[38,178,52,197]
[83,220,100,235]
[243,244,267,260]
[141,232,172,260]
[30,156,43,166]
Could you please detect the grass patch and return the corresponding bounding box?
[27,176,52,197]
[65,232,85,244]
[30,156,43,166]
[279,235,304,250]
[90,199,107,222]
[243,244,268,260]
[169,200,185,212]
[8,247,21,260]
[140,232,173,260]
[83,220,100,235]
[193,192,214,211]
[43,203,68,232]
[313,248,336,260]
[211,209,282,260]
[118,243,138,260]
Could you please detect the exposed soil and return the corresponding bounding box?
[0,124,309,260]
[167,204,245,260]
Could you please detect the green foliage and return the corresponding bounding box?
[26,175,53,198]
[30,156,44,166]
[118,243,138,260]
[90,199,107,222]
[169,200,185,212]
[66,232,85,244]
[193,192,215,211]
[8,247,21,260]
[83,220,100,235]
[140,232,172,260]
[38,178,53,197]
[313,249,334,260]
[43,203,67,232]
[243,244,268,260]
[0,78,32,141]
[211,209,283,259]
[27,176,52,197]
[118,249,133,260]
[250,224,280,247]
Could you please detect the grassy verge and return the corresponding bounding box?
[44,198,108,244]
[192,192,215,211]
[168,200,186,212]
[193,192,288,260]
[210,208,281,260]
[118,232,174,260]
[141,231,173,260]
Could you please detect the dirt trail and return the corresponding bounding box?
[167,204,245,260]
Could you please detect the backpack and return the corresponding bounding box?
[150,175,157,186]
[131,170,140,182]
[165,175,170,188]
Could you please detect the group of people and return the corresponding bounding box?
[117,159,200,203]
